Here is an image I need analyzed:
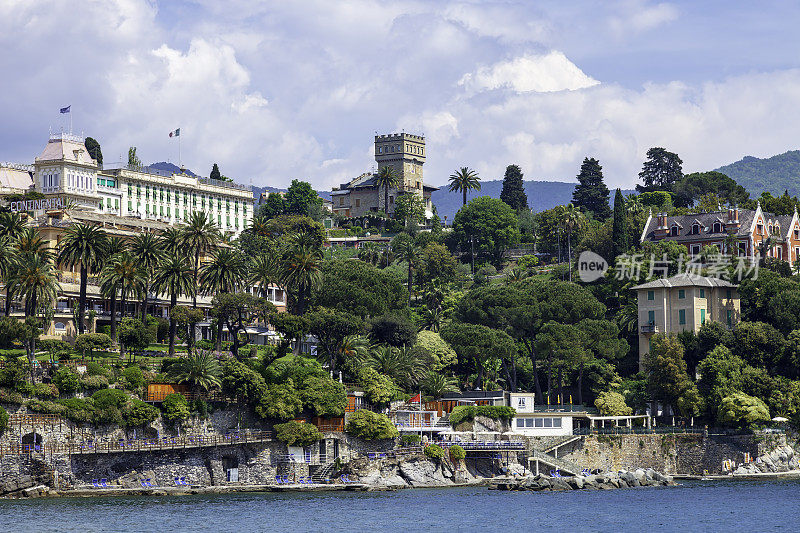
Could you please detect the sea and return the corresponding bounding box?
[1,479,799,532]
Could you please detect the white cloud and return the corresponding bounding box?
[608,1,679,36]
[459,52,600,94]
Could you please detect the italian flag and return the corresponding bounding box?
[169,128,180,137]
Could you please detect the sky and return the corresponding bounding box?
[2,0,800,191]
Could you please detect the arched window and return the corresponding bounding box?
[692,223,700,235]
[713,222,721,233]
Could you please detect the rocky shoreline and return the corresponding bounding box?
[489,469,674,492]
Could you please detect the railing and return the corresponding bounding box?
[574,426,705,436]
[529,449,582,476]
[199,177,253,192]
[316,421,345,432]
[9,413,64,426]
[0,430,273,456]
[440,441,525,451]
[641,324,658,334]
[144,389,234,403]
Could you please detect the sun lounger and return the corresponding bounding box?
[100,478,108,488]
[180,477,187,486]
[92,479,100,488]
[275,475,282,484]
[145,479,153,487]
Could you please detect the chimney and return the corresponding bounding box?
[728,206,741,231]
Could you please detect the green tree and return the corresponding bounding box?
[300,376,347,417]
[222,358,267,404]
[394,193,426,229]
[11,254,59,318]
[717,392,770,428]
[732,321,785,370]
[306,307,363,372]
[116,318,152,359]
[418,243,457,284]
[256,383,303,420]
[420,371,459,399]
[212,293,272,357]
[411,330,457,372]
[611,188,628,261]
[448,167,481,206]
[441,321,516,391]
[127,146,141,168]
[75,332,113,360]
[367,345,425,389]
[391,233,420,306]
[52,367,80,394]
[152,254,194,357]
[279,236,323,315]
[257,192,288,219]
[637,147,683,192]
[345,409,399,440]
[285,179,322,217]
[100,251,143,341]
[210,163,221,181]
[572,157,611,219]
[451,196,520,267]
[358,367,397,406]
[161,393,190,422]
[167,350,222,392]
[180,211,220,341]
[274,421,322,446]
[312,259,408,318]
[84,137,103,165]
[57,223,107,334]
[375,166,400,215]
[368,314,417,348]
[644,334,698,415]
[672,171,749,208]
[500,164,528,211]
[595,391,632,416]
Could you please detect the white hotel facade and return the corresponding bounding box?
[35,133,253,235]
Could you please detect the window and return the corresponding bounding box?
[516,418,525,428]
[517,397,526,408]
[700,308,706,323]
[758,223,763,235]
[692,223,700,235]
[552,418,562,428]
[678,289,685,299]
[679,309,686,325]
[700,288,705,298]
[128,201,132,211]
[543,418,553,428]
[691,245,701,256]
[647,290,654,301]
[670,225,679,236]
[355,199,360,207]
[534,418,543,428]
[726,289,731,299]
[713,222,721,233]
[727,310,732,328]
[338,197,344,206]
[648,310,655,324]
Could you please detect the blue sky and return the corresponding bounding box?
[2,0,800,190]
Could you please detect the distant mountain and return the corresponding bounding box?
[430,180,635,221]
[715,150,800,198]
[148,162,198,177]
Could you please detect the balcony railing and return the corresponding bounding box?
[641,324,658,334]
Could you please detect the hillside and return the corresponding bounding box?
[715,150,800,198]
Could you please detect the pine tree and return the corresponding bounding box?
[637,147,683,192]
[210,163,221,181]
[500,164,528,211]
[572,157,611,219]
[611,188,628,262]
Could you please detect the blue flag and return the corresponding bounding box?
[60,106,70,114]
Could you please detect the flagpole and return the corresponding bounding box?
[70,109,72,135]
[179,133,182,170]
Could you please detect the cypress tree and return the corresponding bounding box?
[500,164,528,211]
[572,157,611,219]
[210,163,221,181]
[612,188,628,261]
[84,137,103,166]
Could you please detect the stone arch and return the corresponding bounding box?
[222,456,239,483]
[21,432,43,450]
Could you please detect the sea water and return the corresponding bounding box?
[1,479,798,532]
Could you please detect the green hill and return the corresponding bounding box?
[715,150,800,198]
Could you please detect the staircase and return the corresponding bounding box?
[528,449,584,476]
[310,462,338,483]
[542,435,582,455]
[434,414,451,429]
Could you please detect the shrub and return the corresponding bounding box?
[401,434,421,446]
[52,367,80,394]
[57,398,95,424]
[424,444,444,460]
[255,383,302,421]
[300,377,347,418]
[358,367,396,407]
[195,340,213,351]
[718,392,770,429]
[162,393,190,422]
[27,399,67,416]
[449,405,516,427]
[80,374,109,391]
[274,421,323,447]
[0,360,26,388]
[0,388,24,404]
[123,399,159,427]
[92,388,127,409]
[222,359,267,404]
[345,410,398,440]
[18,382,59,399]
[595,391,633,416]
[86,362,110,377]
[0,405,8,432]
[449,444,465,461]
[121,366,145,390]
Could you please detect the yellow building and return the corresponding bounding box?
[632,274,741,369]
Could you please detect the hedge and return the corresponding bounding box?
[449,405,516,427]
[449,444,466,460]
[400,434,421,446]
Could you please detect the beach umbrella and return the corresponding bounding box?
[771,416,789,423]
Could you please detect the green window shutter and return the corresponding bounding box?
[727,310,732,328]
[700,288,705,298]
[700,309,706,323]
[678,289,685,299]
[679,309,686,325]
[647,290,654,301]
[648,310,655,324]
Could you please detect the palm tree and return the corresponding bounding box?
[105,236,126,257]
[8,227,53,316]
[250,253,280,299]
[57,223,108,334]
[448,167,481,206]
[0,211,26,238]
[201,247,247,350]
[419,307,443,332]
[279,238,323,316]
[129,232,165,322]
[249,216,270,237]
[167,350,222,393]
[421,371,459,399]
[357,242,380,266]
[152,254,195,357]
[392,235,420,307]
[0,235,18,316]
[11,253,59,317]
[368,345,424,389]
[340,334,371,368]
[100,252,144,341]
[160,227,183,255]
[375,166,400,215]
[180,212,221,343]
[558,203,585,282]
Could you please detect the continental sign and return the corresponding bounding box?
[9,197,65,212]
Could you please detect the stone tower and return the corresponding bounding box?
[374,133,425,201]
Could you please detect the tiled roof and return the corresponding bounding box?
[642,209,756,242]
[631,273,737,290]
[0,165,34,190]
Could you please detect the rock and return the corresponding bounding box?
[567,476,584,490]
[620,472,640,487]
[633,469,646,483]
[549,477,571,491]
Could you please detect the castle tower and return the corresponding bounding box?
[374,133,425,211]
